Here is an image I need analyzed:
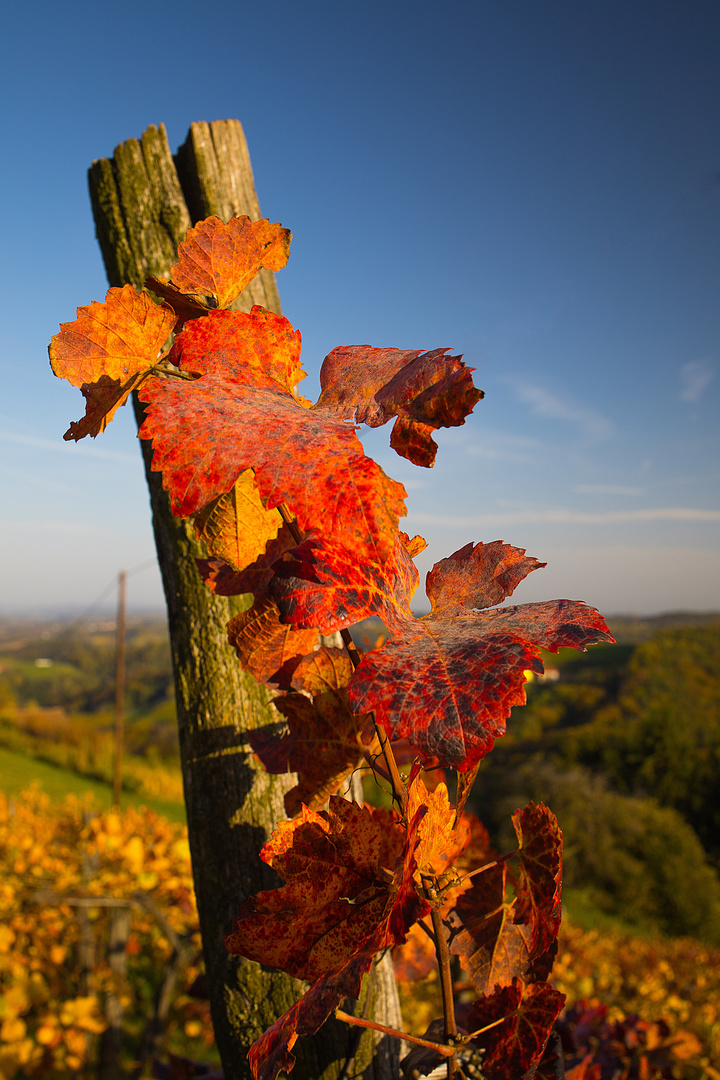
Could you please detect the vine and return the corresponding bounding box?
[50,214,614,1080]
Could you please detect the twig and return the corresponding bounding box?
[334,1010,457,1058]
[423,876,458,1080]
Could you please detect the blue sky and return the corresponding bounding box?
[1,0,718,616]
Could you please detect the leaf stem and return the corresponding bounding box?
[423,876,458,1080]
[462,849,515,883]
[334,1010,457,1058]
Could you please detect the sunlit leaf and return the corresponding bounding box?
[49,285,176,388]
[169,216,291,309]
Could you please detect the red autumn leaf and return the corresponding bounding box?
[168,215,291,309]
[247,953,372,1080]
[426,540,547,616]
[315,345,483,467]
[272,536,614,771]
[269,532,422,633]
[249,647,374,816]
[138,308,407,563]
[166,305,305,393]
[226,595,319,689]
[448,802,562,995]
[49,285,176,388]
[467,980,565,1080]
[512,802,563,956]
[224,797,427,983]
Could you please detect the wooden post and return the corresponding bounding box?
[87,121,401,1080]
[112,570,126,807]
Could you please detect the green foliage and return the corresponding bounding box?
[0,745,186,823]
[0,616,174,715]
[569,624,720,859]
[471,760,720,944]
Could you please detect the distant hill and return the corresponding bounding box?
[605,610,720,643]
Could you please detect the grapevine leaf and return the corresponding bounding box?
[426,541,546,617]
[448,803,562,994]
[349,544,614,771]
[224,797,427,983]
[512,802,563,956]
[249,648,374,816]
[193,470,283,571]
[406,769,456,876]
[165,306,306,393]
[274,535,614,770]
[49,285,176,388]
[145,276,211,329]
[467,980,565,1080]
[226,595,319,689]
[197,526,297,597]
[315,345,484,467]
[247,953,372,1080]
[269,532,422,633]
[168,216,291,309]
[138,309,407,562]
[63,371,148,441]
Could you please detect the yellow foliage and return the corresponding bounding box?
[0,785,211,1079]
[554,916,720,1073]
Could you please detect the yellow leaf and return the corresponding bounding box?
[123,835,145,875]
[0,1017,26,1043]
[193,470,283,571]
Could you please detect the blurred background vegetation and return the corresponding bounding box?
[468,613,720,945]
[1,609,719,944]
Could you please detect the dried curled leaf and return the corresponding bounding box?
[63,371,148,441]
[316,345,484,467]
[49,285,176,388]
[169,215,291,309]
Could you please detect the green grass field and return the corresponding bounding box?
[0,745,186,823]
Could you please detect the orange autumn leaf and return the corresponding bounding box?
[139,309,407,563]
[226,595,319,689]
[169,216,292,309]
[49,285,176,388]
[193,470,284,571]
[63,371,148,441]
[406,769,456,876]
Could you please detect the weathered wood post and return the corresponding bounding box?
[87,121,401,1080]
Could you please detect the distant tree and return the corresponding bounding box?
[573,625,720,860]
[473,759,720,943]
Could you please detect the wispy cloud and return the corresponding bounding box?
[680,361,714,403]
[413,507,720,527]
[466,431,545,463]
[510,382,614,441]
[0,429,138,464]
[573,484,643,496]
